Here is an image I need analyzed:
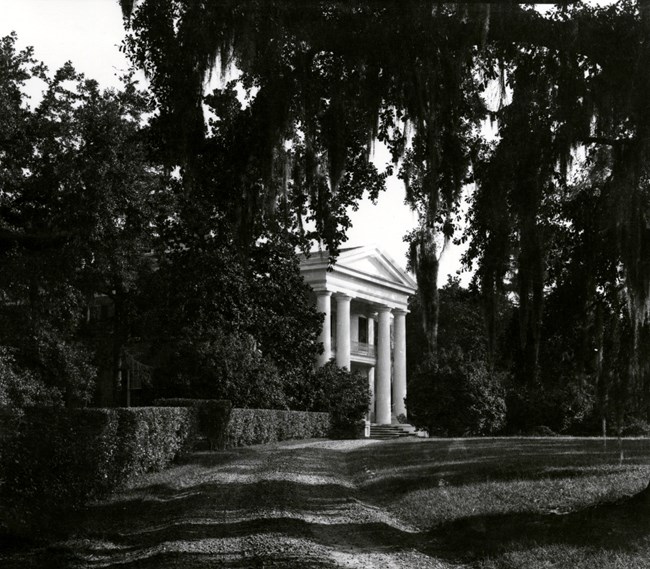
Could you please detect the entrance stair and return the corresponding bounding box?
[369,423,417,439]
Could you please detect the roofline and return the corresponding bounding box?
[300,245,417,291]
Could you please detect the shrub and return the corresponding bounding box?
[0,406,197,534]
[153,329,289,409]
[226,408,330,447]
[153,398,232,449]
[305,361,369,438]
[526,425,559,437]
[505,380,595,435]
[0,346,64,408]
[407,350,507,437]
[620,417,650,437]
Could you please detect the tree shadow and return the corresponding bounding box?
[5,438,650,567]
[350,438,650,499]
[46,492,650,568]
[422,489,650,563]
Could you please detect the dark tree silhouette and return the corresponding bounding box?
[117,1,650,375]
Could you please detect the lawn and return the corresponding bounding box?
[3,436,650,568]
[350,437,650,568]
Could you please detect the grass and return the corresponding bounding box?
[3,436,650,568]
[347,437,650,567]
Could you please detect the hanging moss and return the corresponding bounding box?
[121,0,650,364]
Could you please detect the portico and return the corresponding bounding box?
[300,245,417,425]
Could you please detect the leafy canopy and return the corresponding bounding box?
[117,1,650,375]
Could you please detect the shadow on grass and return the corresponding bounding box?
[81,478,359,533]
[66,551,338,569]
[423,489,650,563]
[5,438,650,568]
[51,492,650,568]
[349,438,650,499]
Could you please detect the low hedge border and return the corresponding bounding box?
[153,398,232,450]
[152,400,331,448]
[0,406,197,532]
[0,403,331,533]
[227,408,330,447]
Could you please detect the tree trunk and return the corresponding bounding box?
[410,228,441,360]
[111,295,124,407]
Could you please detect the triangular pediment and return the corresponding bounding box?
[335,245,417,291]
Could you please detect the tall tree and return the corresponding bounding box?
[116,1,650,353]
[0,33,166,406]
[116,1,650,427]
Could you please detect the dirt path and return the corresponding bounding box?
[32,439,462,568]
[5,437,650,568]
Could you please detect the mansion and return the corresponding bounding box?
[299,246,417,425]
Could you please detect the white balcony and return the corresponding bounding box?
[351,341,376,358]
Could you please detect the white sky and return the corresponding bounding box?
[1,0,469,283]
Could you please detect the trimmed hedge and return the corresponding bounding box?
[0,407,197,531]
[151,400,329,448]
[153,398,232,450]
[227,408,330,447]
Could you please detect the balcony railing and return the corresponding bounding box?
[351,341,376,358]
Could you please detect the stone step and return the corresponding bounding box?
[369,423,417,439]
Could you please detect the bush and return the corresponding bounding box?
[0,406,197,534]
[304,361,369,438]
[525,425,559,437]
[505,380,595,435]
[154,398,232,449]
[0,326,97,408]
[407,350,507,437]
[620,417,650,437]
[153,329,289,409]
[0,346,65,408]
[226,408,330,447]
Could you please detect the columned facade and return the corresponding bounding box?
[300,245,417,429]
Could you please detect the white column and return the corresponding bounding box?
[376,306,392,424]
[367,316,375,422]
[392,309,407,419]
[316,291,332,367]
[335,294,351,370]
[368,367,375,422]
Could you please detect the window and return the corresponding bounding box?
[358,316,368,343]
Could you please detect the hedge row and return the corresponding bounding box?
[0,407,197,530]
[152,400,331,448]
[226,408,330,447]
[153,398,232,449]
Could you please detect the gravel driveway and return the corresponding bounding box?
[14,439,463,568]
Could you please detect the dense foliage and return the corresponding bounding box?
[407,280,508,436]
[300,361,370,437]
[406,275,650,436]
[8,0,650,441]
[117,1,650,397]
[0,34,324,409]
[140,239,322,407]
[0,33,165,406]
